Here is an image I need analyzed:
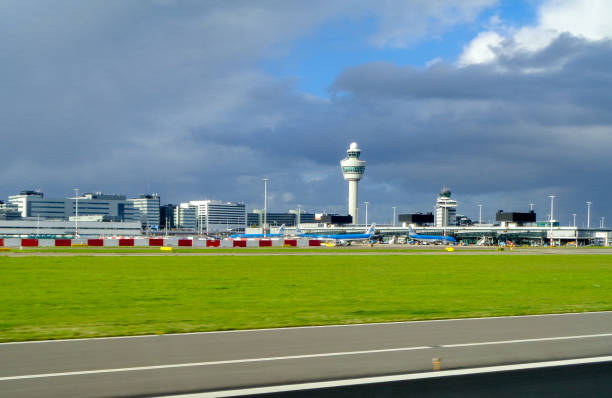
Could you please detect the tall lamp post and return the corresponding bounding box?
[478,204,483,225]
[74,188,79,238]
[587,201,592,228]
[296,204,301,227]
[392,206,396,227]
[364,202,369,226]
[548,195,556,246]
[262,178,269,237]
[572,213,576,227]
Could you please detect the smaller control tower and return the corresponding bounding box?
[341,142,366,224]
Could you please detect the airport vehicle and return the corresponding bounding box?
[229,225,285,239]
[297,223,377,246]
[408,227,457,245]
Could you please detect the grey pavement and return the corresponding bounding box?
[1,312,612,397]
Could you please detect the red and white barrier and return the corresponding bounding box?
[149,238,164,247]
[21,238,38,247]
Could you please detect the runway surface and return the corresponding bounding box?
[1,312,611,397]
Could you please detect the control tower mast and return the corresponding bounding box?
[341,142,366,224]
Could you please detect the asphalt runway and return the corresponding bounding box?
[1,312,611,397]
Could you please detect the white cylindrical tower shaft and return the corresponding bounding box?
[341,142,366,224]
[348,180,358,224]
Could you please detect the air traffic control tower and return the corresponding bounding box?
[341,142,366,224]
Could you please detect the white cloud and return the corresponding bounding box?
[459,0,612,65]
[540,0,612,40]
[458,31,504,65]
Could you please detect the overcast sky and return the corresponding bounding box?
[2,0,611,226]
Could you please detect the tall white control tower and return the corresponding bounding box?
[341,142,366,224]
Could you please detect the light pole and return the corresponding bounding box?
[572,213,576,227]
[529,203,535,211]
[587,201,592,228]
[478,204,483,225]
[364,202,369,225]
[262,178,269,236]
[74,188,79,238]
[548,195,555,246]
[392,206,396,227]
[297,204,301,227]
[601,217,605,228]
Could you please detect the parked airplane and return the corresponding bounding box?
[408,227,457,245]
[296,223,377,245]
[230,225,285,239]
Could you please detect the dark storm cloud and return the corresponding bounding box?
[325,35,612,222]
[0,1,609,224]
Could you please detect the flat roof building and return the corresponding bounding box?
[398,213,434,226]
[188,200,246,233]
[128,194,161,228]
[174,204,197,231]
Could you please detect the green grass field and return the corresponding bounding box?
[1,254,611,342]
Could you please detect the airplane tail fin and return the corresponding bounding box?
[295,226,302,236]
[366,223,376,235]
[279,224,285,235]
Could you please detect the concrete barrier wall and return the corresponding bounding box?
[4,238,20,247]
[192,239,207,248]
[0,237,329,248]
[164,238,178,247]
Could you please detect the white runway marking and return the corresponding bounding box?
[2,310,610,345]
[159,356,612,397]
[2,332,612,382]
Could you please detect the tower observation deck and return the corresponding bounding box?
[341,142,366,224]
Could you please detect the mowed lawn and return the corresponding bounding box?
[1,254,611,342]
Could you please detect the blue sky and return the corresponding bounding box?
[266,1,540,97]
